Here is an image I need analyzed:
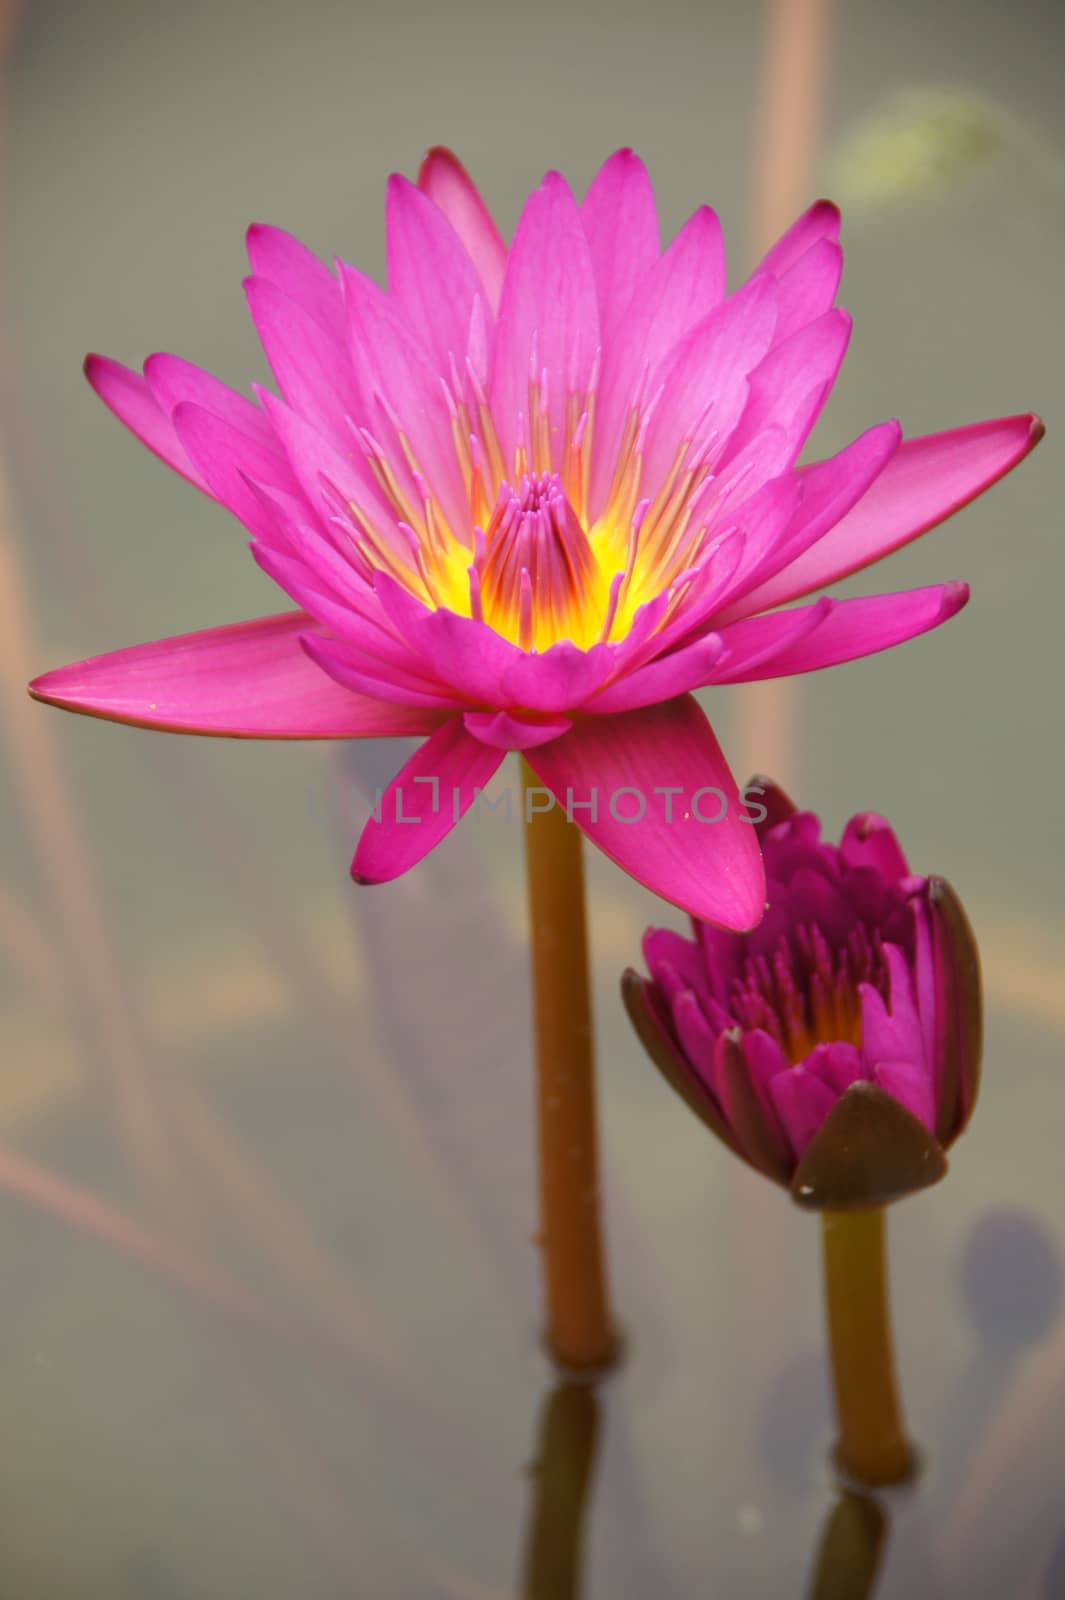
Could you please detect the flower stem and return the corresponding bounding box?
[521,761,616,1371]
[821,1208,914,1486]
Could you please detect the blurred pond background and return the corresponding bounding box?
[2,0,1063,1595]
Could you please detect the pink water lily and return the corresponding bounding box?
[30,148,1041,928]
[624,780,981,1208]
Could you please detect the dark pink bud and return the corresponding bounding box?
[624,782,982,1208]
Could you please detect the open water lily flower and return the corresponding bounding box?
[30,149,1041,928]
[623,780,981,1207]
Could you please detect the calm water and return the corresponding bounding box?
[3,1,1064,1595]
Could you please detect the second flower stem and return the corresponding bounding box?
[821,1207,913,1487]
[521,761,616,1371]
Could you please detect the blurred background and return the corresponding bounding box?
[2,0,1063,1595]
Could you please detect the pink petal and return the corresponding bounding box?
[589,205,727,517]
[638,275,778,499]
[588,635,725,714]
[711,596,833,681]
[252,541,385,640]
[172,401,300,538]
[245,224,345,339]
[489,171,600,474]
[499,638,613,712]
[340,263,471,539]
[767,1066,838,1160]
[525,695,766,929]
[417,147,507,313]
[373,581,522,707]
[300,631,462,709]
[643,927,706,994]
[757,199,840,278]
[245,275,363,449]
[772,237,843,343]
[351,718,505,883]
[720,308,851,469]
[711,582,968,683]
[714,421,903,622]
[463,710,572,750]
[29,613,444,738]
[144,354,270,442]
[670,989,718,1082]
[734,414,1044,615]
[872,1059,936,1132]
[860,946,927,1081]
[256,388,404,547]
[84,354,207,490]
[581,149,659,339]
[803,1041,869,1097]
[839,813,911,881]
[386,174,486,376]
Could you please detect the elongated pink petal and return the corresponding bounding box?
[463,710,572,749]
[256,388,404,545]
[301,631,462,709]
[246,224,345,339]
[721,308,851,468]
[245,275,362,449]
[588,635,724,713]
[772,237,843,343]
[757,199,840,278]
[490,171,600,473]
[29,613,443,738]
[711,582,968,683]
[173,401,299,537]
[590,205,726,516]
[373,579,522,707]
[340,263,471,538]
[735,414,1044,615]
[639,275,778,497]
[252,541,384,640]
[144,354,270,442]
[84,354,207,489]
[386,174,485,375]
[714,421,903,621]
[525,696,765,929]
[417,147,507,312]
[351,718,505,882]
[581,149,659,338]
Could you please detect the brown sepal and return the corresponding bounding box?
[718,1027,794,1185]
[927,876,982,1145]
[743,774,799,841]
[620,971,746,1163]
[790,1081,948,1211]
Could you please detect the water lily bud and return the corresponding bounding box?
[623,780,981,1209]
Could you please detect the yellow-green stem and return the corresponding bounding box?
[521,761,616,1371]
[821,1208,914,1486]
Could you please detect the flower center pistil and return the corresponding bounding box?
[470,472,605,651]
[729,922,886,1065]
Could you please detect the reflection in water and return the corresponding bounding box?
[938,1208,1065,1599]
[805,1492,888,1600]
[943,1207,1062,1494]
[520,1381,602,1600]
[960,1208,1062,1348]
